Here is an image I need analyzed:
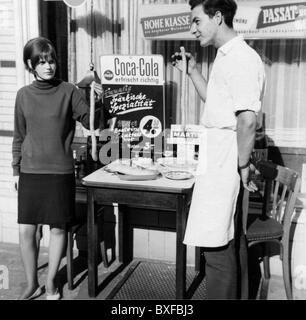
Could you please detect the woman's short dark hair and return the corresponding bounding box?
[189,0,237,28]
[23,37,58,73]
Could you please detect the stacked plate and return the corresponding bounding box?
[156,157,198,180]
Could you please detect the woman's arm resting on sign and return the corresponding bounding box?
[73,82,103,130]
[237,110,258,192]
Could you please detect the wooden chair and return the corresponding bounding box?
[248,148,269,203]
[66,187,87,290]
[66,225,83,290]
[243,161,301,299]
[66,188,109,290]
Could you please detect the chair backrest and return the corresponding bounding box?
[250,148,269,194]
[270,165,301,244]
[242,161,301,238]
[251,148,268,166]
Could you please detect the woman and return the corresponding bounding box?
[12,37,102,300]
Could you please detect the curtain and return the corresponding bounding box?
[69,0,306,148]
[13,0,39,88]
[249,39,306,148]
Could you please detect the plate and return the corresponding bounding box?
[165,171,193,180]
[117,172,159,181]
[156,157,198,172]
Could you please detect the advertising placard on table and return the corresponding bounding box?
[100,55,165,162]
[168,124,207,164]
[139,0,306,40]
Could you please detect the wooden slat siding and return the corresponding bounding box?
[0,84,17,92]
[0,0,16,208]
[0,1,13,8]
[0,2,15,71]
[0,75,17,84]
[0,181,13,191]
[0,136,12,150]
[0,159,11,167]
[0,97,15,106]
[0,3,14,14]
[0,52,16,59]
[0,61,16,68]
[0,45,15,54]
[0,136,13,197]
[0,131,13,137]
[0,35,15,43]
[0,106,14,113]
[0,29,14,35]
[0,114,12,122]
[0,0,39,244]
[0,166,11,173]
[0,43,15,52]
[1,0,15,41]
[0,123,13,131]
[0,91,16,99]
[0,15,13,26]
[0,91,16,127]
[0,117,14,130]
[0,68,16,76]
[0,147,12,159]
[0,174,13,182]
[0,9,13,20]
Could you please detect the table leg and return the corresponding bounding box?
[87,188,98,297]
[195,247,201,273]
[176,195,187,299]
[118,206,124,263]
[118,205,129,264]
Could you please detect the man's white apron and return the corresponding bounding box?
[183,127,240,247]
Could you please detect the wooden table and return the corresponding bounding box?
[82,168,195,299]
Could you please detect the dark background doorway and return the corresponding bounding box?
[39,1,68,81]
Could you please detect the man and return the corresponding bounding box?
[172,0,265,299]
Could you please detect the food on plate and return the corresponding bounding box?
[132,157,152,167]
[165,171,193,180]
[156,157,198,174]
[104,158,160,176]
[132,157,160,172]
[117,172,159,181]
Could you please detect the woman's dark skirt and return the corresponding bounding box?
[18,172,76,229]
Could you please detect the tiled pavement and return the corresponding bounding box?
[0,242,287,301]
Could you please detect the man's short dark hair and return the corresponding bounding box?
[189,0,237,28]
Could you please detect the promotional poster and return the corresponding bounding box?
[100,54,165,160]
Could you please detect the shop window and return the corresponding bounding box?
[248,39,306,148]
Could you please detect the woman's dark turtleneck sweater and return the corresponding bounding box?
[12,79,91,176]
